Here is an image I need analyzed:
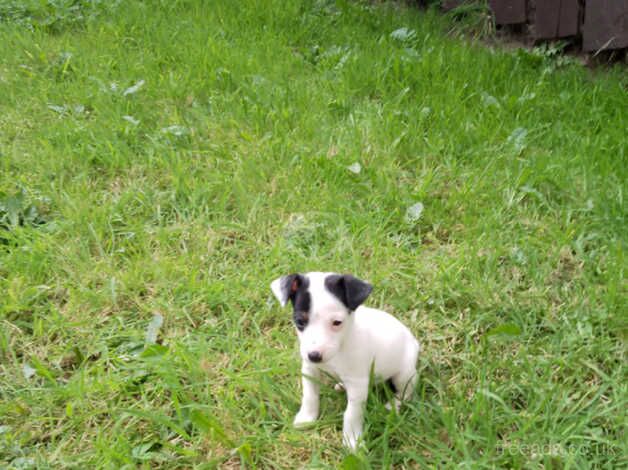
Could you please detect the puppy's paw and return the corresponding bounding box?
[342,432,364,452]
[293,409,318,427]
[384,398,401,412]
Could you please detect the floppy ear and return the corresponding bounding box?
[270,274,299,307]
[324,274,373,311]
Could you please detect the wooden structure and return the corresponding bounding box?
[445,0,628,52]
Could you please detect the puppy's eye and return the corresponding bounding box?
[332,320,342,326]
[294,313,308,331]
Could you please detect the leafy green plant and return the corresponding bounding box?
[0,0,120,32]
[526,40,580,71]
[0,190,47,231]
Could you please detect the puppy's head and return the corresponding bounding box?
[270,272,372,364]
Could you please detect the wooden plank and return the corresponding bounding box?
[489,0,527,25]
[535,0,580,39]
[557,0,580,37]
[583,0,628,51]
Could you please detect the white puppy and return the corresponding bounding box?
[271,272,420,450]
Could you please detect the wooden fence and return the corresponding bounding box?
[443,0,628,52]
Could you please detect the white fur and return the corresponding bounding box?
[271,272,420,451]
[270,277,289,307]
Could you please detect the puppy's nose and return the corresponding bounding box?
[308,351,323,363]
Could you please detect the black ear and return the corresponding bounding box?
[270,273,305,307]
[324,274,373,311]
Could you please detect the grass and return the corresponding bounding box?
[0,0,626,468]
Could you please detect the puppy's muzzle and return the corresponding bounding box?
[307,351,323,363]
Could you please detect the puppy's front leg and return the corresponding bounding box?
[342,379,368,451]
[294,363,320,426]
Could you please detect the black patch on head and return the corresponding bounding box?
[286,274,311,331]
[324,274,373,311]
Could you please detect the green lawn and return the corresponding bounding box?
[1,0,626,468]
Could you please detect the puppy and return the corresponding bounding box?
[271,272,420,450]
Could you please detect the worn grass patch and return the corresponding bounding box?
[1,0,626,468]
